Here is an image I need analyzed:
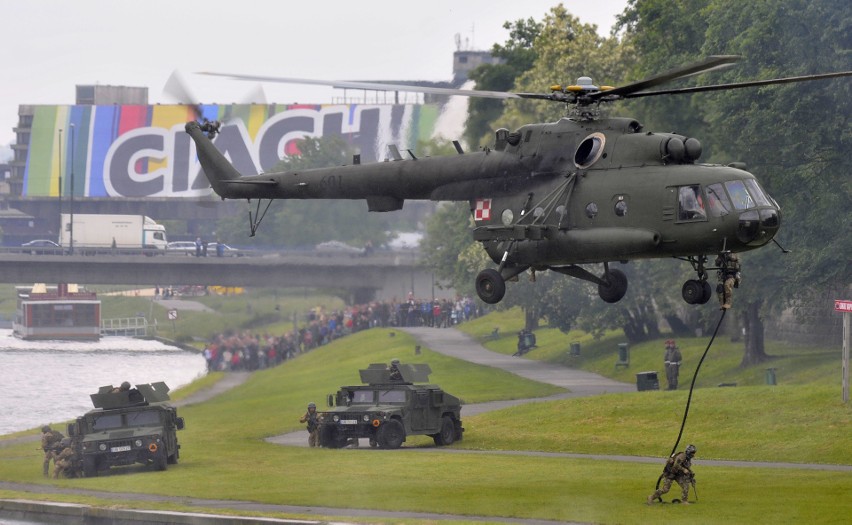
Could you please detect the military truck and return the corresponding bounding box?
[318,363,463,449]
[66,382,184,476]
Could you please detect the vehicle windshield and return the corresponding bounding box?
[351,390,374,404]
[126,410,161,427]
[91,413,123,431]
[378,390,406,404]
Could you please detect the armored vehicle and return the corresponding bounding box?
[66,382,185,476]
[318,363,463,449]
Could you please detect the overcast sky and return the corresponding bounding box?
[0,0,627,149]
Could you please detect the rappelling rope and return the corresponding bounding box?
[654,308,727,500]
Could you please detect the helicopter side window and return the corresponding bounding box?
[705,183,731,217]
[725,180,755,210]
[677,185,706,221]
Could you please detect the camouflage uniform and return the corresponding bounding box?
[299,403,320,447]
[388,359,403,381]
[40,426,64,478]
[648,445,696,504]
[52,438,79,479]
[664,341,682,390]
[715,252,740,309]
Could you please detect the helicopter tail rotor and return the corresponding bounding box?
[164,70,222,138]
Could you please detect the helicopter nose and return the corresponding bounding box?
[736,208,781,246]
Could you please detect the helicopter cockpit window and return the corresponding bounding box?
[705,183,731,217]
[574,132,606,168]
[677,185,707,221]
[743,179,772,207]
[725,180,756,210]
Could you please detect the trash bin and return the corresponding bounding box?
[636,371,660,391]
[570,342,581,356]
[616,342,629,367]
[765,368,777,385]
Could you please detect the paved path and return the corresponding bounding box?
[402,327,633,396]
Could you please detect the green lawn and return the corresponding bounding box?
[1,306,850,524]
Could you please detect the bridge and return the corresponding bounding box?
[0,252,444,303]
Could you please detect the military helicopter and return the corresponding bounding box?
[184,56,852,305]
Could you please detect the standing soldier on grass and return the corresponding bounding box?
[664,340,682,390]
[299,402,320,447]
[40,425,64,478]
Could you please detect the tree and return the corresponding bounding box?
[464,17,543,147]
[620,0,852,365]
[499,5,634,130]
[699,0,852,365]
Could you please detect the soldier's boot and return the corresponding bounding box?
[646,494,657,505]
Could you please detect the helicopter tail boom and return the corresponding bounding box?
[185,122,246,196]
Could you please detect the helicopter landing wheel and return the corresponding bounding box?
[682,279,712,304]
[698,280,712,304]
[476,269,506,304]
[598,268,628,303]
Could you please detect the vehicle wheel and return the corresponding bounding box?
[454,420,464,442]
[167,451,178,465]
[377,419,405,449]
[433,416,455,446]
[698,280,713,304]
[82,456,98,477]
[475,269,506,304]
[598,268,628,303]
[681,279,704,304]
[154,450,168,471]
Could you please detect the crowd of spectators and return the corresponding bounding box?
[201,295,481,372]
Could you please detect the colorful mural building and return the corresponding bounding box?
[2,48,496,243]
[11,90,440,201]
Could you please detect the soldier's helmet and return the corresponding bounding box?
[42,425,51,433]
[391,359,400,366]
[686,444,696,457]
[307,402,316,409]
[120,381,131,391]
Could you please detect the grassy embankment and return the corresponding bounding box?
[1,315,850,524]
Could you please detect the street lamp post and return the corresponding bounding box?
[69,124,75,255]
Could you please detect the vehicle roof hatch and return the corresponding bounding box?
[360,363,432,384]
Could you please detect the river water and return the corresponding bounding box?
[0,329,207,435]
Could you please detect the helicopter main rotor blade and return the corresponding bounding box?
[589,55,741,100]
[621,70,852,99]
[197,72,521,100]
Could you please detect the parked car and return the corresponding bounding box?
[315,240,363,256]
[167,241,244,257]
[166,241,198,256]
[214,243,245,257]
[21,239,62,255]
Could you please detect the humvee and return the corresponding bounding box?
[66,382,185,476]
[318,363,463,449]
